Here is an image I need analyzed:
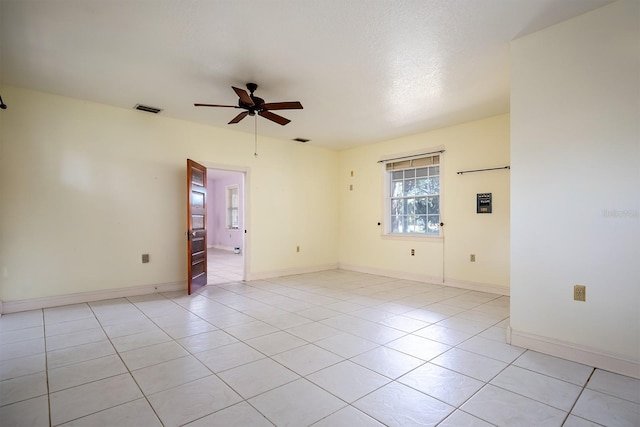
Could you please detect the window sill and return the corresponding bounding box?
[381,233,442,242]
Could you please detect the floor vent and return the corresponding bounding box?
[134,104,162,114]
[293,138,310,143]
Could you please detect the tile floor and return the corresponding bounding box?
[1,270,639,426]
[207,248,243,285]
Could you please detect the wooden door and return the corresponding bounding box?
[187,159,207,294]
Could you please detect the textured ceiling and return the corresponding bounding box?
[0,0,613,150]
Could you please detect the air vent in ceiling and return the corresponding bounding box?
[293,138,310,143]
[134,104,162,114]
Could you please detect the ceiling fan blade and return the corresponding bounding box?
[232,86,254,106]
[194,103,240,108]
[261,101,303,111]
[228,111,249,124]
[259,110,291,126]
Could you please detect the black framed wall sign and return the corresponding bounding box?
[477,193,492,213]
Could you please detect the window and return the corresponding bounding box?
[387,154,440,235]
[226,185,239,229]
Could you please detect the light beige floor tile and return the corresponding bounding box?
[194,341,265,372]
[315,333,379,358]
[431,348,507,382]
[438,409,495,426]
[461,384,566,427]
[490,365,582,411]
[249,379,346,427]
[351,346,424,379]
[311,405,384,426]
[271,343,344,376]
[110,328,172,352]
[0,325,44,344]
[119,340,189,370]
[245,331,307,356]
[0,338,44,361]
[414,324,473,346]
[513,350,593,386]
[0,352,46,381]
[379,315,430,333]
[223,320,279,340]
[47,340,115,369]
[148,375,242,427]
[353,381,454,426]
[45,318,101,337]
[307,360,389,403]
[0,395,49,427]
[218,357,299,398]
[177,329,238,353]
[0,371,48,406]
[572,388,640,427]
[48,354,127,392]
[131,355,212,395]
[398,363,484,407]
[385,334,450,361]
[457,336,525,363]
[44,304,94,324]
[0,310,43,333]
[45,327,107,352]
[183,401,273,426]
[50,373,143,426]
[287,322,342,342]
[59,398,162,427]
[587,369,640,403]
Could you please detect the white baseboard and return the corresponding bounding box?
[338,263,509,296]
[247,264,339,281]
[509,327,640,379]
[213,245,235,252]
[442,278,510,296]
[1,281,185,314]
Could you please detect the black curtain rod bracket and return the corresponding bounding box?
[457,166,510,175]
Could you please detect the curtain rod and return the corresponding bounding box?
[377,150,445,163]
[457,166,510,175]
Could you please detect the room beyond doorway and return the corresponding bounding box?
[207,247,243,284]
[206,168,246,284]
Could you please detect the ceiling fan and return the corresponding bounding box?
[195,83,303,126]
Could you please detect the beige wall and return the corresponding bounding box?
[510,0,639,375]
[0,86,339,301]
[338,114,510,292]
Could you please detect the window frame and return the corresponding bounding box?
[226,184,239,230]
[381,149,443,240]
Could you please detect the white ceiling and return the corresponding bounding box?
[0,0,613,150]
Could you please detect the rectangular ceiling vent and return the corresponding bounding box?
[293,138,310,143]
[134,104,162,114]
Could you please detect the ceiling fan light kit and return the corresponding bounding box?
[195,83,303,126]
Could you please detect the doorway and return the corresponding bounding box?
[205,168,246,284]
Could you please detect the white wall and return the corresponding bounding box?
[510,0,639,377]
[0,86,339,303]
[338,114,510,293]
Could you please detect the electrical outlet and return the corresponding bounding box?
[142,254,150,263]
[470,254,476,262]
[411,249,415,256]
[574,285,586,301]
[296,246,300,253]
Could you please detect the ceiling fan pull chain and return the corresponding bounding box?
[254,115,258,157]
